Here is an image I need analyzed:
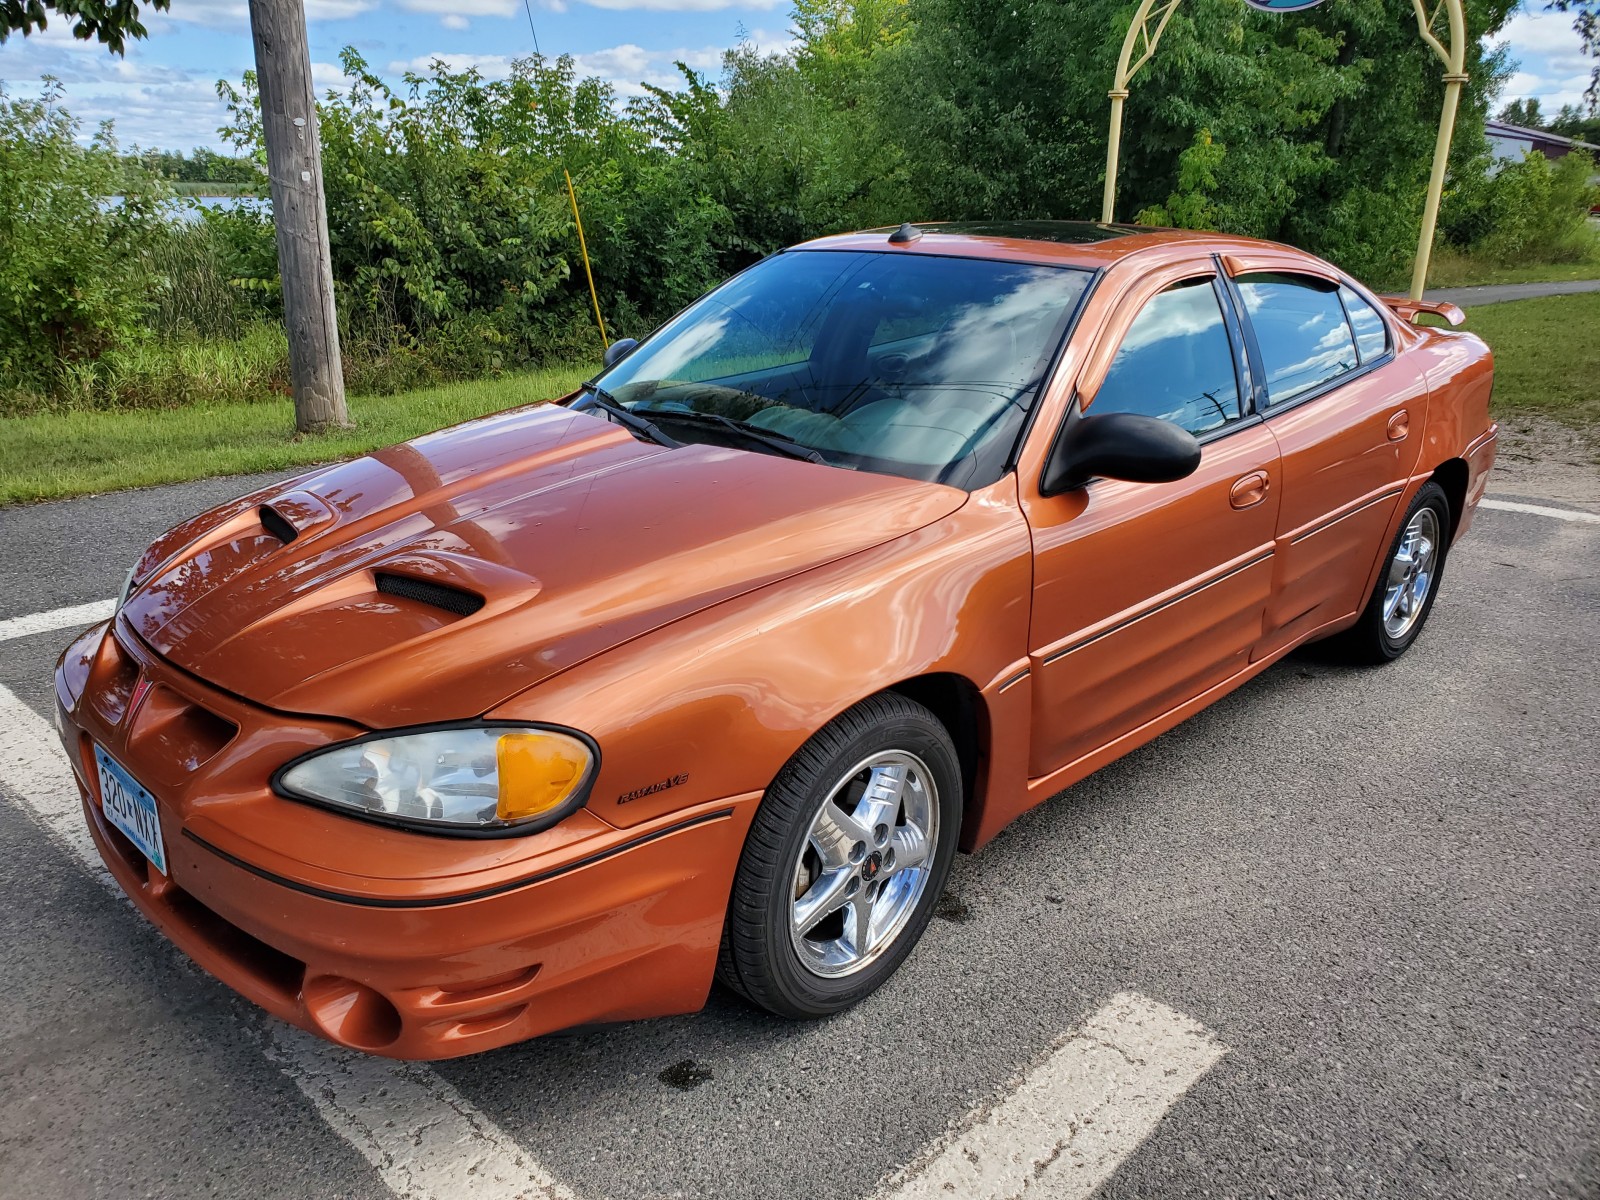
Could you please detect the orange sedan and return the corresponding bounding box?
[54,222,1496,1058]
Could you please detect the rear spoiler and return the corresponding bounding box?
[1379,296,1466,327]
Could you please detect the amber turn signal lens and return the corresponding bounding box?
[495,731,590,822]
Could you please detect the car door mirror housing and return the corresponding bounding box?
[602,338,638,369]
[1041,411,1203,496]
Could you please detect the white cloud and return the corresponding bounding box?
[311,60,359,93]
[388,41,729,95]
[165,0,377,30]
[572,0,783,9]
[441,14,471,29]
[1491,8,1590,68]
[740,26,798,56]
[396,0,519,14]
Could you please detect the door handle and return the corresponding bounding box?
[1230,471,1269,510]
[1387,409,1410,441]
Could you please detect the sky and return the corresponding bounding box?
[0,0,1592,154]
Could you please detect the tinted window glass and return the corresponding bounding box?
[1090,279,1241,435]
[1339,285,1388,364]
[595,250,1091,488]
[1236,273,1359,403]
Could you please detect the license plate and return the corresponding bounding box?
[94,745,167,875]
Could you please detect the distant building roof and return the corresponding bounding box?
[1485,119,1600,162]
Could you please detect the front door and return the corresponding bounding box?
[1022,265,1281,780]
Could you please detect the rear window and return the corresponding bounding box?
[1236,273,1359,404]
[1339,285,1389,364]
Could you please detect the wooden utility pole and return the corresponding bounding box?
[247,0,349,432]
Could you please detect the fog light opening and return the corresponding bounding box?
[302,975,403,1051]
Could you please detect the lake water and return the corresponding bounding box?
[107,194,270,221]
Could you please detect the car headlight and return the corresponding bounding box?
[273,724,598,836]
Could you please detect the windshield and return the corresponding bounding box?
[588,249,1093,488]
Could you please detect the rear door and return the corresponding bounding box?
[1021,259,1281,779]
[1221,256,1429,657]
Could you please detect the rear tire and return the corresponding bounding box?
[1330,481,1451,664]
[717,693,961,1018]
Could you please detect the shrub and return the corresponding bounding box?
[0,79,171,393]
[1470,150,1600,265]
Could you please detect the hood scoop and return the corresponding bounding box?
[258,504,299,545]
[376,571,485,617]
[258,490,338,546]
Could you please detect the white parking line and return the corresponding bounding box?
[1479,498,1600,524]
[0,597,116,643]
[875,992,1226,1200]
[0,681,571,1200]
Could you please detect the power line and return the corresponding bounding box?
[522,0,541,59]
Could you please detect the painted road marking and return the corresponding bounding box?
[875,991,1226,1200]
[1478,498,1600,525]
[0,681,572,1200]
[0,598,115,643]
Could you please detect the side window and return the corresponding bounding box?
[1235,273,1359,404]
[1339,285,1389,364]
[1090,278,1242,436]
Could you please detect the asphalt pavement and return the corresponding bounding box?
[0,471,1596,1200]
[1425,278,1600,307]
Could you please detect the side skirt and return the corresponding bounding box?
[1018,610,1359,810]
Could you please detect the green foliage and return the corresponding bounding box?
[0,0,169,53]
[125,146,260,185]
[0,80,170,391]
[1547,103,1600,143]
[1497,98,1545,127]
[5,0,1598,423]
[1470,150,1600,264]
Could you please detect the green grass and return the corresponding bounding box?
[0,365,591,505]
[1463,291,1600,432]
[1420,247,1600,289]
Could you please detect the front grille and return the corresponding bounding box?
[375,572,485,617]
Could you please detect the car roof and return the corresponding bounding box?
[792,221,1300,271]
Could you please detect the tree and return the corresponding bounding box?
[0,0,169,53]
[2,0,349,432]
[1547,1,1598,111]
[1498,98,1545,128]
[1548,102,1600,142]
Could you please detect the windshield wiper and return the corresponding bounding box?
[637,408,828,465]
[576,382,680,449]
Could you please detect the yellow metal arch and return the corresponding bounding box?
[1099,0,1469,301]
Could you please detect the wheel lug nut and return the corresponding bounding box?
[883,848,895,870]
[850,842,866,864]
[874,824,889,845]
[846,876,859,896]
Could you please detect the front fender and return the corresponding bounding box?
[486,477,1034,843]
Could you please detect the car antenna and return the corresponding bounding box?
[888,222,923,244]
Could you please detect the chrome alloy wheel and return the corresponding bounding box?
[788,751,939,978]
[1383,506,1440,641]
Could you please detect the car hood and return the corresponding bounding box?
[119,404,966,728]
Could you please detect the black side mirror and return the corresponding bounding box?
[602,337,638,369]
[1041,411,1202,496]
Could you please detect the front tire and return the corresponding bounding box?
[717,693,962,1018]
[1333,481,1451,664]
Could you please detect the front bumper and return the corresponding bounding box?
[56,620,759,1059]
